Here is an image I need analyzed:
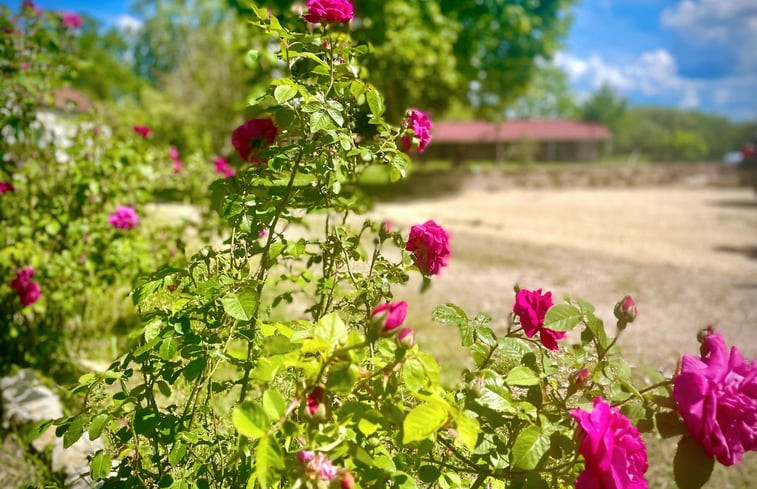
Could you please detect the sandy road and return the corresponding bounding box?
[376,186,757,371]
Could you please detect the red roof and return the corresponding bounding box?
[433,119,612,143]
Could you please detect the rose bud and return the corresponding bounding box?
[469,377,485,398]
[613,295,637,328]
[340,470,355,489]
[572,368,590,387]
[305,386,328,422]
[396,328,415,349]
[370,301,408,335]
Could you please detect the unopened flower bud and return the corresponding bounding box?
[396,328,415,349]
[572,368,590,387]
[469,376,485,397]
[370,301,408,335]
[340,471,355,489]
[613,295,637,327]
[305,386,328,422]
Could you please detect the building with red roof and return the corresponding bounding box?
[424,119,612,163]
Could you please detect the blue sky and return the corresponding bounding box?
[6,0,757,121]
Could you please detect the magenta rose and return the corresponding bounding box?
[405,220,451,275]
[10,267,41,307]
[109,205,139,230]
[304,0,354,24]
[672,332,757,466]
[296,450,338,481]
[133,125,152,138]
[512,288,565,351]
[401,109,433,153]
[61,12,82,29]
[213,156,236,178]
[231,118,278,164]
[0,181,15,194]
[305,386,328,421]
[371,300,408,335]
[572,397,649,489]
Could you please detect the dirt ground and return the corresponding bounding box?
[374,185,757,375]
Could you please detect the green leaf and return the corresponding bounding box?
[221,288,258,321]
[63,416,85,448]
[402,357,426,392]
[674,435,714,489]
[159,337,179,360]
[88,414,109,440]
[505,366,540,387]
[183,357,206,382]
[90,452,111,480]
[143,319,162,342]
[274,83,298,104]
[233,402,269,439]
[262,390,286,421]
[453,412,480,451]
[366,86,385,117]
[310,111,332,133]
[511,425,550,471]
[169,440,187,465]
[256,436,283,488]
[327,107,344,127]
[543,304,582,332]
[313,312,348,349]
[586,315,609,350]
[403,402,447,445]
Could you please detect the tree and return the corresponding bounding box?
[580,84,628,133]
[508,62,577,119]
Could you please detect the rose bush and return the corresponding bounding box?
[28,4,752,489]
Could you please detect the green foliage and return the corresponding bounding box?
[580,83,629,134]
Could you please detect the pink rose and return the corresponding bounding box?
[401,109,433,153]
[213,156,236,178]
[133,125,152,138]
[405,220,451,276]
[232,119,278,164]
[672,332,757,466]
[512,288,565,351]
[304,0,354,24]
[10,267,41,307]
[371,301,408,335]
[572,397,649,489]
[0,181,15,193]
[109,205,139,230]
[169,146,180,160]
[61,12,82,29]
[296,450,338,481]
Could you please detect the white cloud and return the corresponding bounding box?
[555,50,757,119]
[661,0,757,73]
[115,14,143,32]
[554,49,681,95]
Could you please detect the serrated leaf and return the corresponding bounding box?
[310,111,332,133]
[327,107,344,127]
[221,288,257,321]
[403,402,447,444]
[511,425,550,471]
[90,452,111,480]
[505,366,540,387]
[143,319,162,342]
[233,402,269,439]
[543,304,582,332]
[313,312,348,349]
